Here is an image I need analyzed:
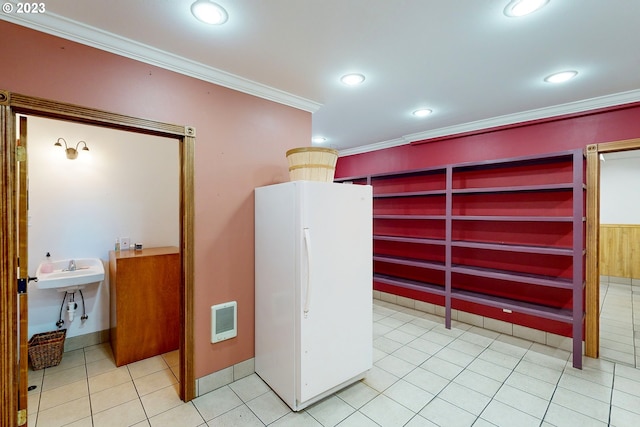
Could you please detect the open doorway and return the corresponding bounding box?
[585,138,640,364]
[597,149,640,366]
[23,115,184,408]
[0,90,195,426]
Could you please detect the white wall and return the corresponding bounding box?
[600,151,640,224]
[26,116,179,339]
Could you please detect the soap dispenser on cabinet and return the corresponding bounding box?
[41,252,54,273]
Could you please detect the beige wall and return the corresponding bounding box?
[26,116,179,340]
[1,20,311,377]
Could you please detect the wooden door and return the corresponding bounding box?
[0,91,196,417]
[0,95,29,426]
[16,115,30,425]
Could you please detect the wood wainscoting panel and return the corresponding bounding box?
[600,224,640,279]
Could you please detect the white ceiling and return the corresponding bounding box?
[4,0,640,154]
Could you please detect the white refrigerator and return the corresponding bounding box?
[254,181,373,411]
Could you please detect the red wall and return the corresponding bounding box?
[337,103,640,336]
[0,21,311,378]
[336,104,640,177]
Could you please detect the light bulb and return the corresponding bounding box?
[413,109,433,117]
[340,73,365,86]
[544,70,578,83]
[191,0,228,25]
[504,0,549,17]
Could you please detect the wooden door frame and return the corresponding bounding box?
[0,90,195,425]
[585,138,640,359]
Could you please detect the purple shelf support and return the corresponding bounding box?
[451,289,573,323]
[452,182,575,194]
[445,165,453,329]
[374,255,446,271]
[373,274,446,297]
[374,190,447,198]
[451,240,573,256]
[572,149,585,369]
[374,214,446,220]
[451,215,574,222]
[374,235,446,246]
[451,265,574,290]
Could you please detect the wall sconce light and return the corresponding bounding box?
[54,138,90,160]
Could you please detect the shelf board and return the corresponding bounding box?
[452,183,574,194]
[374,255,446,271]
[451,151,575,171]
[370,167,447,180]
[452,215,574,222]
[452,264,574,289]
[340,148,585,370]
[374,273,445,296]
[451,240,573,256]
[451,289,574,324]
[374,190,446,198]
[334,175,368,183]
[374,235,446,246]
[375,214,446,220]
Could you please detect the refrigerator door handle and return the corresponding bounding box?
[303,227,312,318]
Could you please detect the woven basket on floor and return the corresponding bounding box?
[28,329,66,370]
[286,147,339,182]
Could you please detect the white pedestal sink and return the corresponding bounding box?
[35,258,105,292]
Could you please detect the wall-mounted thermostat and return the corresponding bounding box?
[211,301,237,343]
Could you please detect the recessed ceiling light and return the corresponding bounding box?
[504,0,549,17]
[340,73,365,86]
[544,70,578,83]
[191,0,228,25]
[312,136,327,143]
[412,109,433,118]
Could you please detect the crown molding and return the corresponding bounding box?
[4,12,639,154]
[1,12,322,113]
[338,138,408,157]
[340,88,640,156]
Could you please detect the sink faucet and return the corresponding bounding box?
[68,260,76,271]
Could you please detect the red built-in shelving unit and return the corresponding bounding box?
[336,149,586,369]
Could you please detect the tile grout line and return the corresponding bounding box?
[130,361,153,425]
[380,309,503,424]
[608,363,617,427]
[375,304,450,419]
[32,298,640,427]
[381,302,584,425]
[439,332,500,425]
[82,346,95,427]
[536,356,569,427]
[633,286,638,369]
[466,333,553,425]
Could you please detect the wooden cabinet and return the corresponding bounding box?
[109,246,180,366]
[336,149,586,368]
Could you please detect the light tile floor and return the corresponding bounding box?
[29,289,640,427]
[599,278,640,368]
